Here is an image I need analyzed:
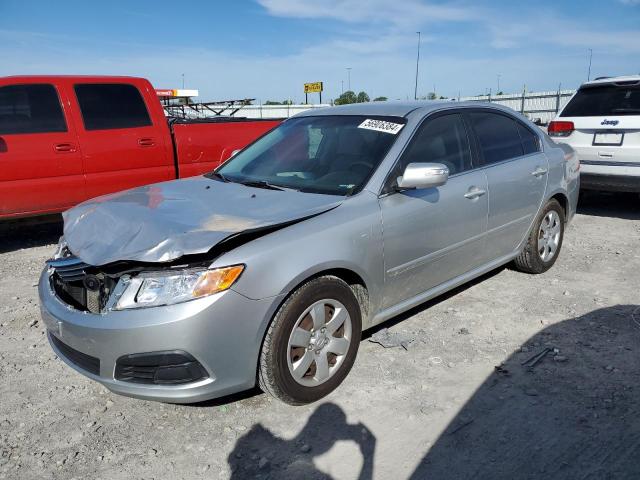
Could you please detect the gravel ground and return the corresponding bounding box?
[1,191,639,480]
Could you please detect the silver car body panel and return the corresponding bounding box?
[40,101,579,403]
[62,176,343,266]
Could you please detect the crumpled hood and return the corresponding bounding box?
[63,176,342,266]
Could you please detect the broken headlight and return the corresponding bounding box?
[52,236,70,260]
[113,265,244,310]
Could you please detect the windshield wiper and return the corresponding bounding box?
[238,180,285,191]
[206,172,231,182]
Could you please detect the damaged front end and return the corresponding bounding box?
[47,240,243,314]
[49,176,343,313]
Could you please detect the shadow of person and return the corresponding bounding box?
[411,305,640,480]
[228,402,375,479]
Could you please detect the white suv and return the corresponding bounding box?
[548,75,640,192]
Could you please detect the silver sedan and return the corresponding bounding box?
[39,101,580,405]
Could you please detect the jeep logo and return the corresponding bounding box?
[601,119,619,126]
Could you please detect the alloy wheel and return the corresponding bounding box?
[286,299,352,387]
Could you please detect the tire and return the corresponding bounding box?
[513,199,565,274]
[258,276,362,405]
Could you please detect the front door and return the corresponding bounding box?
[0,82,84,217]
[379,112,489,308]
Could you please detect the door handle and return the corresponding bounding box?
[464,187,487,199]
[54,143,77,153]
[531,167,548,177]
[138,137,155,147]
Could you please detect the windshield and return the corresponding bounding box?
[561,83,640,117]
[214,115,406,195]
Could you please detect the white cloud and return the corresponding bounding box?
[256,0,479,26]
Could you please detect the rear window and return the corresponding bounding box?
[517,123,540,155]
[561,84,640,117]
[0,84,67,135]
[74,83,152,130]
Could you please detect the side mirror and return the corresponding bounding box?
[397,162,449,190]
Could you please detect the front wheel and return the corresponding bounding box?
[258,276,362,405]
[513,199,565,274]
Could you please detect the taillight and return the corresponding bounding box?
[548,121,574,137]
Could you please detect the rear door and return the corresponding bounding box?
[70,81,173,200]
[467,110,547,262]
[379,112,489,308]
[556,81,640,172]
[0,81,84,217]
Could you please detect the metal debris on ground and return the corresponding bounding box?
[521,347,554,369]
[448,416,475,435]
[368,328,415,350]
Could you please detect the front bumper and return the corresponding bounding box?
[39,268,283,403]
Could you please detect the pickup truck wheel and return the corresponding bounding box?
[258,276,362,405]
[513,199,565,274]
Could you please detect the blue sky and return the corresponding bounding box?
[1,0,639,103]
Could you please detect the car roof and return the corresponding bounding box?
[1,75,147,83]
[294,100,452,118]
[292,100,515,119]
[580,75,640,88]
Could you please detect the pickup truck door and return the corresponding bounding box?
[466,110,548,261]
[379,112,489,308]
[69,81,174,201]
[0,81,84,217]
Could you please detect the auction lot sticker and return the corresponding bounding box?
[358,119,404,134]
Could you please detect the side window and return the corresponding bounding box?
[74,83,152,130]
[469,112,524,165]
[399,113,472,177]
[0,84,67,135]
[517,123,541,155]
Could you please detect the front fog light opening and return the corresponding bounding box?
[115,350,209,385]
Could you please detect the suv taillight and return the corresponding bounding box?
[548,121,574,137]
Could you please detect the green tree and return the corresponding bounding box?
[426,92,437,100]
[356,91,370,103]
[334,90,357,105]
[373,96,388,102]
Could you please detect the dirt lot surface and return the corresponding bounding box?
[1,192,639,480]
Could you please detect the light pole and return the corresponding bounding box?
[587,48,593,81]
[346,68,352,91]
[341,80,344,94]
[497,74,501,93]
[181,73,185,89]
[414,31,421,100]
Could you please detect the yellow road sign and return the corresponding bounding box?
[304,82,323,93]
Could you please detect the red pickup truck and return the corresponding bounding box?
[0,76,281,219]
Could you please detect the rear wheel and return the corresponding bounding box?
[513,199,565,274]
[258,276,362,405]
